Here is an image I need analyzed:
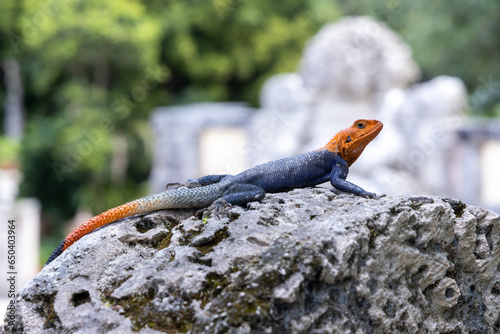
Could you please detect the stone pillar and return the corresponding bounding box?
[149,102,253,194]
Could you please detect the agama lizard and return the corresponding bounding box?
[45,119,383,265]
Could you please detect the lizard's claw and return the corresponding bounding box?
[166,182,184,190]
[361,192,386,199]
[363,192,377,199]
[195,199,232,220]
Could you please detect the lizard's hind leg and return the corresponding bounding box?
[166,174,231,190]
[196,183,265,219]
[219,183,265,206]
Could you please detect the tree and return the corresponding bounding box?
[14,0,168,228]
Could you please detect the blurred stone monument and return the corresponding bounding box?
[457,120,500,210]
[149,103,253,194]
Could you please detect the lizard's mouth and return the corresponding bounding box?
[359,121,383,141]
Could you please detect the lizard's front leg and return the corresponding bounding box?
[329,168,378,199]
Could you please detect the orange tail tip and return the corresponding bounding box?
[45,201,140,265]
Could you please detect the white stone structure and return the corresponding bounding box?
[149,103,253,194]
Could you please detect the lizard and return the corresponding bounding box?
[45,119,383,266]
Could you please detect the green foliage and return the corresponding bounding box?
[9,1,164,233]
[19,114,84,225]
[148,0,340,104]
[398,1,500,105]
[0,136,20,168]
[19,0,163,105]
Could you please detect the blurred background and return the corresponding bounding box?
[0,0,499,294]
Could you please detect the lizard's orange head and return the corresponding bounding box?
[323,119,383,166]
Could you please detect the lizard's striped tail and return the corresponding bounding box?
[45,201,142,265]
[45,185,223,266]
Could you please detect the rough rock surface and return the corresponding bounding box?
[3,189,500,333]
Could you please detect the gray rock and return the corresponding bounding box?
[3,189,500,333]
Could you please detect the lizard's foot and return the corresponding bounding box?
[166,179,202,190]
[360,192,386,199]
[166,182,184,190]
[331,188,385,199]
[195,199,233,220]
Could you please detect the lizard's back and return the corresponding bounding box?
[227,150,342,193]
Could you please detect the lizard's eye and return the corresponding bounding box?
[356,122,365,129]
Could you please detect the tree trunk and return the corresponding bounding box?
[2,57,24,139]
